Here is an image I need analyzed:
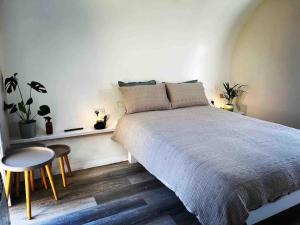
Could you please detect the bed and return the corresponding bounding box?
[112,106,300,225]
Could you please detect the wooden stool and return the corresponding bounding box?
[1,147,59,220]
[47,145,72,188]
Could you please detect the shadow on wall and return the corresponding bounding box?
[215,0,263,106]
[231,0,300,128]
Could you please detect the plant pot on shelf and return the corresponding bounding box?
[19,120,36,139]
[224,104,234,112]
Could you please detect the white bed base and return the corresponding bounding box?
[246,189,300,224]
[128,152,300,224]
[128,152,137,164]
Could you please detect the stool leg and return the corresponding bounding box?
[29,170,35,192]
[40,168,48,190]
[15,173,20,197]
[59,157,67,188]
[5,171,12,199]
[45,165,59,200]
[24,171,31,220]
[63,155,72,177]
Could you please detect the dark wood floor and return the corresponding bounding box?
[9,162,300,225]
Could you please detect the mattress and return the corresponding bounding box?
[112,106,300,225]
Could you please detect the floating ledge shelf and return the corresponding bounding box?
[10,127,115,145]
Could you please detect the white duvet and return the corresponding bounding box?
[112,106,300,225]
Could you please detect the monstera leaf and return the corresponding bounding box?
[4,73,51,121]
[3,101,18,114]
[5,73,18,94]
[27,81,47,93]
[3,101,13,111]
[26,97,33,105]
[38,105,50,116]
[10,104,17,114]
[18,101,26,114]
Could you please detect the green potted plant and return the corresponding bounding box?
[3,73,50,138]
[222,82,246,112]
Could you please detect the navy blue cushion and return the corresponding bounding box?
[118,80,156,87]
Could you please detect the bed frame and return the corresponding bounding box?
[128,152,300,225]
[246,189,300,224]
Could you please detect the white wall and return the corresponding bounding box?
[0,0,262,169]
[0,0,262,134]
[231,0,300,128]
[42,133,126,174]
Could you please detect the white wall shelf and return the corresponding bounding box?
[10,127,115,145]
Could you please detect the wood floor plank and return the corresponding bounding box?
[86,195,182,225]
[145,215,177,225]
[71,164,145,188]
[94,179,163,205]
[14,176,131,204]
[127,172,155,184]
[37,197,147,225]
[171,211,201,225]
[10,197,97,225]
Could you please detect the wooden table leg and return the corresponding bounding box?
[59,157,67,188]
[15,172,20,197]
[24,170,31,220]
[40,167,48,190]
[45,165,59,200]
[5,171,12,199]
[29,170,35,192]
[63,155,72,177]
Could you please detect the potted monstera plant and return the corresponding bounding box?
[4,73,50,138]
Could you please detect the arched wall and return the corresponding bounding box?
[231,0,300,128]
[0,0,262,136]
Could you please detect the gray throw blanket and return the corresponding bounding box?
[112,106,300,225]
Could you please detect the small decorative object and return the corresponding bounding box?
[210,100,215,106]
[3,73,51,138]
[94,108,109,130]
[222,82,246,112]
[44,116,53,135]
[64,128,83,132]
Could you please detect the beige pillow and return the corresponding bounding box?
[119,83,171,114]
[166,82,209,109]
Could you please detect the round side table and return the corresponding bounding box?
[0,147,59,220]
[8,143,46,194]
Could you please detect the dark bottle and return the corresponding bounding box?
[44,116,53,135]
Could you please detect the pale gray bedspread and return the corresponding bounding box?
[112,106,300,225]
